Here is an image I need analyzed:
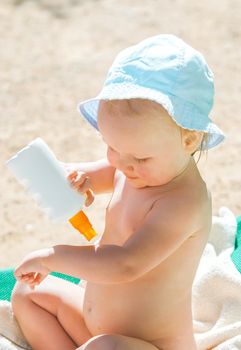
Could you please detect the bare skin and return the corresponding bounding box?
[79,163,211,350]
[11,99,212,350]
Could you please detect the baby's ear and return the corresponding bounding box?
[181,130,204,154]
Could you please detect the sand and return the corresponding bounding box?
[0,0,240,268]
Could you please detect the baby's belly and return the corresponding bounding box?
[82,275,193,340]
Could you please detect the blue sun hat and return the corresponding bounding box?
[78,34,225,149]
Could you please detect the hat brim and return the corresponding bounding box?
[78,84,225,150]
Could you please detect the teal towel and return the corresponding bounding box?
[231,216,241,273]
[0,269,80,302]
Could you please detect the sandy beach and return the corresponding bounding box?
[0,0,240,268]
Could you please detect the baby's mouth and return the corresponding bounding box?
[125,174,139,179]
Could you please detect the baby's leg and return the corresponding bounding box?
[11,275,92,350]
[76,333,197,350]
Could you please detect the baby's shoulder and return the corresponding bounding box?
[149,180,211,236]
[166,180,211,233]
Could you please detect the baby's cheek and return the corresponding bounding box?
[137,164,165,186]
[137,166,154,181]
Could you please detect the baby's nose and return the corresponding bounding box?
[117,158,135,173]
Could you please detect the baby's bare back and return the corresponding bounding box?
[83,169,211,343]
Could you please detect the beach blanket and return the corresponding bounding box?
[0,207,240,350]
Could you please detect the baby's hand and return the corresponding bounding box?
[14,249,51,289]
[67,170,95,207]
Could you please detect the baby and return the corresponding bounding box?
[11,35,225,350]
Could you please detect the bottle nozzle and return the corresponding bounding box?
[69,210,97,241]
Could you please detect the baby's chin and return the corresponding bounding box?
[126,175,172,189]
[126,176,145,187]
[126,176,155,188]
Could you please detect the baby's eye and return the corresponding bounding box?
[135,157,150,163]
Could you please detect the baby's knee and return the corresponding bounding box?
[11,281,32,313]
[80,334,117,350]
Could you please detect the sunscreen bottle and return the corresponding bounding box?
[6,138,97,241]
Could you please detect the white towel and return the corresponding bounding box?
[193,207,241,349]
[0,207,240,350]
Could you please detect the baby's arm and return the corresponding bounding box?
[62,158,116,195]
[43,198,197,282]
[15,196,200,286]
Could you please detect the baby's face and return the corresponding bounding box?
[98,99,190,188]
